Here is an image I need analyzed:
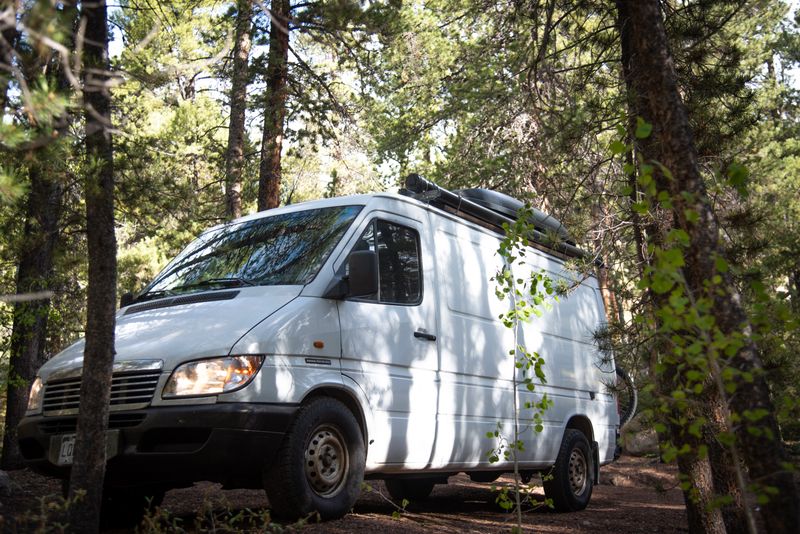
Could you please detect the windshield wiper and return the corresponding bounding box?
[172,277,255,292]
[134,289,176,303]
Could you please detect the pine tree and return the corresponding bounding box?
[616,1,799,532]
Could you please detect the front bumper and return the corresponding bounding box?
[18,402,297,490]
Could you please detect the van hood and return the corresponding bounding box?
[37,285,303,381]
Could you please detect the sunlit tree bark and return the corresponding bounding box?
[257,0,290,211]
[224,0,253,219]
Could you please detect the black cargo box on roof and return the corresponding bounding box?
[399,174,588,261]
[455,188,574,244]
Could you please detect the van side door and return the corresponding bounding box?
[336,210,438,469]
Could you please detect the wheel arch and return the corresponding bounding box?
[565,414,594,442]
[564,414,599,483]
[302,385,369,449]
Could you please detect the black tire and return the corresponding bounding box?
[615,366,638,428]
[543,429,594,512]
[264,397,365,520]
[385,478,436,502]
[100,486,165,528]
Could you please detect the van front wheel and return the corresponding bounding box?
[543,429,593,512]
[264,397,365,520]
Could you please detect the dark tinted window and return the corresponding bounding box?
[144,206,362,296]
[351,220,421,304]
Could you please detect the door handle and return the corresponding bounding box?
[414,330,437,341]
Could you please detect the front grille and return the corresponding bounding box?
[43,371,161,415]
[39,413,147,434]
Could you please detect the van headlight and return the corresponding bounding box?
[27,376,44,413]
[163,355,264,398]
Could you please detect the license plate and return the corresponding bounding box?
[56,434,75,466]
[49,430,120,466]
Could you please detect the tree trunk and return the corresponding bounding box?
[1,3,70,470]
[790,270,800,313]
[617,1,800,533]
[224,0,253,219]
[0,162,62,470]
[67,1,118,531]
[0,0,18,113]
[257,0,290,211]
[617,2,747,534]
[589,184,620,324]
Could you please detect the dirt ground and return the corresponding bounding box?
[0,455,686,533]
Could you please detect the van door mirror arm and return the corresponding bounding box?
[324,250,378,300]
[322,276,348,299]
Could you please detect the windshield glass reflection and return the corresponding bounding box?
[140,205,363,299]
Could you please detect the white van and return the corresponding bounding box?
[19,176,620,520]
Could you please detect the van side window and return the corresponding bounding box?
[351,220,422,305]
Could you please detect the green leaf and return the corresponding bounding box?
[635,117,653,139]
[651,273,675,294]
[742,408,769,422]
[632,201,651,214]
[726,162,749,196]
[685,370,704,382]
[610,140,627,155]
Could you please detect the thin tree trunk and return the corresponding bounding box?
[67,1,117,531]
[0,162,62,470]
[224,0,253,219]
[257,0,290,211]
[618,1,800,533]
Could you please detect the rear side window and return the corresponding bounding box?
[351,219,422,305]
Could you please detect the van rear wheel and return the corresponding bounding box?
[543,429,593,512]
[264,397,365,520]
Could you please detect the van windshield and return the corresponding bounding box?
[140,205,363,299]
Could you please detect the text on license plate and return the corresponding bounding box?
[49,430,119,467]
[57,434,75,466]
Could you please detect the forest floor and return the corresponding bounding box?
[1,455,686,533]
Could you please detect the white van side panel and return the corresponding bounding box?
[431,213,616,469]
[430,221,516,468]
[513,254,618,465]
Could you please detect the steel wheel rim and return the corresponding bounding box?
[568,448,588,496]
[304,424,349,497]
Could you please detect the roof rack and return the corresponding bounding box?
[399,174,588,260]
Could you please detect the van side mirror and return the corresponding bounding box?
[347,250,378,297]
[120,292,135,308]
